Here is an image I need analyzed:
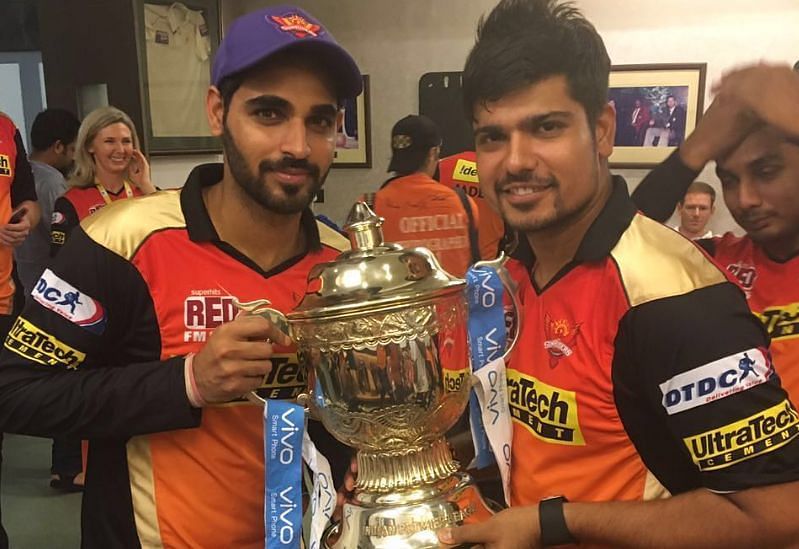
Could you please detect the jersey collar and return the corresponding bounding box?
[180,162,321,252]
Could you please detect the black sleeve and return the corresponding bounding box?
[630,149,701,222]
[613,282,799,494]
[0,227,201,439]
[11,130,36,206]
[50,196,79,257]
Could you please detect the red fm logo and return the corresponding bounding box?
[726,262,757,296]
[183,296,238,342]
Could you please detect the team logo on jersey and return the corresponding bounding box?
[0,154,11,177]
[726,261,757,297]
[4,317,86,369]
[507,369,584,445]
[758,303,799,341]
[31,269,107,334]
[269,14,323,38]
[51,211,66,225]
[684,399,799,471]
[659,348,773,415]
[543,314,581,368]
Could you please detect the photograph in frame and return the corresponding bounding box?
[333,75,371,168]
[608,63,707,168]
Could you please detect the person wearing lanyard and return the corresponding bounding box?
[50,106,156,256]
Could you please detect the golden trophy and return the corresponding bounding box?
[283,202,518,548]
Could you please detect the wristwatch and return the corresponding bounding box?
[539,495,577,547]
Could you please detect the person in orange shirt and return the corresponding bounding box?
[366,115,479,277]
[439,150,505,259]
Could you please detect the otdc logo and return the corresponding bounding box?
[684,399,799,471]
[659,348,772,415]
[507,370,584,445]
[758,303,799,341]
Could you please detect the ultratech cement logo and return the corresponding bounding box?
[507,369,584,445]
[684,400,799,471]
[183,294,238,342]
[253,354,307,400]
[5,317,85,369]
[757,303,799,341]
[443,367,469,393]
[0,154,11,177]
[659,348,772,415]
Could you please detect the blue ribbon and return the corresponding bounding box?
[264,399,304,548]
[466,266,507,469]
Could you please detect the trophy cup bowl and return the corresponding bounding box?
[285,203,517,548]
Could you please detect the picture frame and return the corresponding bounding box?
[333,75,372,168]
[608,63,706,168]
[132,0,222,155]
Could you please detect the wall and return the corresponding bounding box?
[229,0,799,232]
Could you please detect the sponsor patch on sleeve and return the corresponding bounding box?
[684,399,799,471]
[4,317,86,369]
[31,269,107,334]
[659,348,772,415]
[51,231,65,245]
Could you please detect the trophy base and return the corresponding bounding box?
[323,472,493,549]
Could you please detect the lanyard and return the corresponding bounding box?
[95,180,134,205]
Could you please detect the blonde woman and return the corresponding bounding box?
[50,106,156,256]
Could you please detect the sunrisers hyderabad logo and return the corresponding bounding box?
[269,14,323,38]
[543,314,581,368]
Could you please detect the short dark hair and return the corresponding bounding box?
[462,0,610,125]
[30,108,80,152]
[680,181,716,206]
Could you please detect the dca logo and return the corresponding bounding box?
[32,269,106,334]
[659,348,773,415]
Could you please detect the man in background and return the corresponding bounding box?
[367,115,479,276]
[673,181,716,239]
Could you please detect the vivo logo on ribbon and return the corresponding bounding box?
[487,369,502,425]
[479,270,497,308]
[279,408,300,464]
[278,486,297,544]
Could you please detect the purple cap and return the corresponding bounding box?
[212,5,362,99]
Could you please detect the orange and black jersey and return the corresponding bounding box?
[50,183,146,257]
[633,150,799,405]
[0,164,350,548]
[506,176,799,506]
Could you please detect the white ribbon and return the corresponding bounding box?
[302,431,336,549]
[471,357,513,506]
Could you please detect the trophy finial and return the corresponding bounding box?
[344,201,385,251]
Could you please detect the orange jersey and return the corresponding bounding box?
[711,233,799,406]
[371,172,479,277]
[0,115,36,313]
[439,151,505,259]
[0,164,350,547]
[506,177,799,505]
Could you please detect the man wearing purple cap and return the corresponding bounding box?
[0,5,360,547]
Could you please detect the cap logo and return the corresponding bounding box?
[392,135,413,149]
[269,14,323,38]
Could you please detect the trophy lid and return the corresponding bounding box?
[288,202,465,321]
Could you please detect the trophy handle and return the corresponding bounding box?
[473,252,522,363]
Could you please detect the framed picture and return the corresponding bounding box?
[133,0,222,155]
[333,75,372,168]
[608,63,706,168]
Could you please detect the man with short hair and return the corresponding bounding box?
[0,6,360,547]
[633,62,799,408]
[673,180,716,239]
[438,1,799,547]
[367,115,479,276]
[15,108,80,295]
[665,94,687,146]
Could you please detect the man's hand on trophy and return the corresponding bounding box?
[190,314,292,404]
[438,506,541,549]
[333,456,358,522]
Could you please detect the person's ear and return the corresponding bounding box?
[595,103,616,159]
[207,86,225,137]
[53,140,65,155]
